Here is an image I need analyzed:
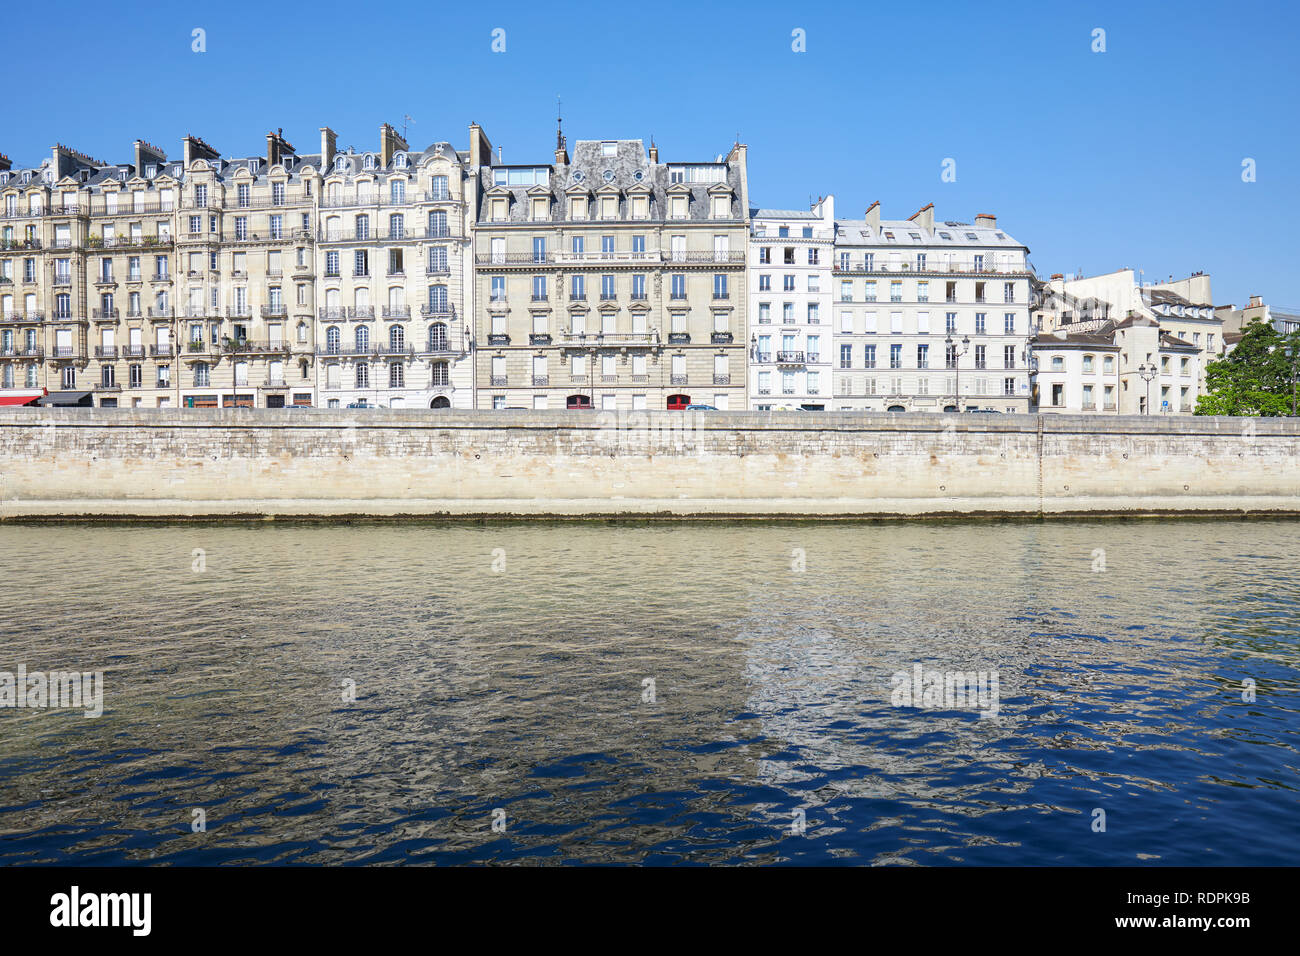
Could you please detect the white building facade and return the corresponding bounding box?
[831,203,1034,413]
[746,198,834,409]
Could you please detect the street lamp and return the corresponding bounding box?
[1137,362,1156,415]
[945,334,971,412]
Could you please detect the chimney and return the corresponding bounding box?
[319,127,337,171]
[50,144,104,179]
[0,153,11,172]
[1249,295,1263,308]
[1050,273,1064,280]
[467,123,493,169]
[974,212,997,230]
[265,129,296,168]
[133,139,166,176]
[648,139,658,163]
[908,202,934,231]
[864,200,880,230]
[182,135,219,168]
[379,123,408,168]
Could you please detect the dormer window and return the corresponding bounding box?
[394,153,407,169]
[938,231,952,240]
[710,195,729,218]
[570,196,588,220]
[600,195,618,219]
[531,197,549,221]
[884,231,896,241]
[363,155,375,170]
[334,156,347,172]
[146,164,157,178]
[965,232,978,240]
[670,195,687,219]
[601,142,617,157]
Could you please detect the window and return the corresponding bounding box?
[356,362,370,388]
[975,312,986,334]
[389,363,404,388]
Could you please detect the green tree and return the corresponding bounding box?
[1195,319,1300,416]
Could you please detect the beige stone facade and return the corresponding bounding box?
[470,127,750,410]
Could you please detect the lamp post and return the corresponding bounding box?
[1137,362,1156,415]
[945,334,971,412]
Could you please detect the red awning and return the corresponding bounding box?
[0,390,46,406]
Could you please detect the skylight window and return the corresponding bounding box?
[909,232,921,241]
[965,232,978,240]
[938,231,952,240]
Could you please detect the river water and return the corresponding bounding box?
[0,520,1296,865]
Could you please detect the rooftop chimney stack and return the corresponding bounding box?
[182,135,219,168]
[0,153,11,172]
[908,202,934,231]
[864,200,881,230]
[133,140,166,176]
[467,123,493,168]
[974,212,997,230]
[319,127,337,171]
[379,123,408,168]
[1249,295,1263,308]
[648,139,658,163]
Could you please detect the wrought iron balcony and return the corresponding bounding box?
[713,374,731,385]
[94,346,118,358]
[711,331,734,344]
[670,374,688,385]
[532,375,549,386]
[668,332,690,344]
[382,305,411,318]
[776,351,806,364]
[487,333,510,346]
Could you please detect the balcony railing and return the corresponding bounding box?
[94,346,118,358]
[668,332,690,344]
[123,345,145,358]
[487,333,510,345]
[92,309,119,320]
[532,375,549,386]
[490,376,508,386]
[261,305,288,318]
[711,331,734,344]
[670,374,688,385]
[777,351,806,364]
[713,374,731,385]
[833,259,1030,276]
[382,305,411,318]
[150,345,174,357]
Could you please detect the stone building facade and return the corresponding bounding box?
[470,126,749,410]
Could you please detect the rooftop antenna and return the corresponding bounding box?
[402,114,415,140]
[556,95,566,151]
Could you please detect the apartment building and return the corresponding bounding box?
[471,125,749,410]
[747,198,834,410]
[0,144,183,405]
[1036,269,1221,411]
[315,124,474,409]
[831,203,1034,413]
[174,131,318,408]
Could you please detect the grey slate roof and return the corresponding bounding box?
[474,138,742,224]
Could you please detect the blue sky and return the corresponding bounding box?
[6,0,1297,307]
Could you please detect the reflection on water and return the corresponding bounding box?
[0,520,1297,865]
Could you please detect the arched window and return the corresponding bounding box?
[428,323,448,352]
[355,326,370,352]
[299,359,310,379]
[325,326,340,353]
[389,363,404,388]
[389,325,404,351]
[431,361,449,386]
[333,156,347,172]
[428,285,448,313]
[431,396,450,409]
[355,362,369,388]
[363,154,375,170]
[394,153,407,169]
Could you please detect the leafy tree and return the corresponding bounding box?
[1195,319,1300,416]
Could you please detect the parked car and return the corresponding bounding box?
[685,404,718,411]
[965,407,1001,413]
[346,401,376,409]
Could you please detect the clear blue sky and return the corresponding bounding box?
[6,0,1297,308]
